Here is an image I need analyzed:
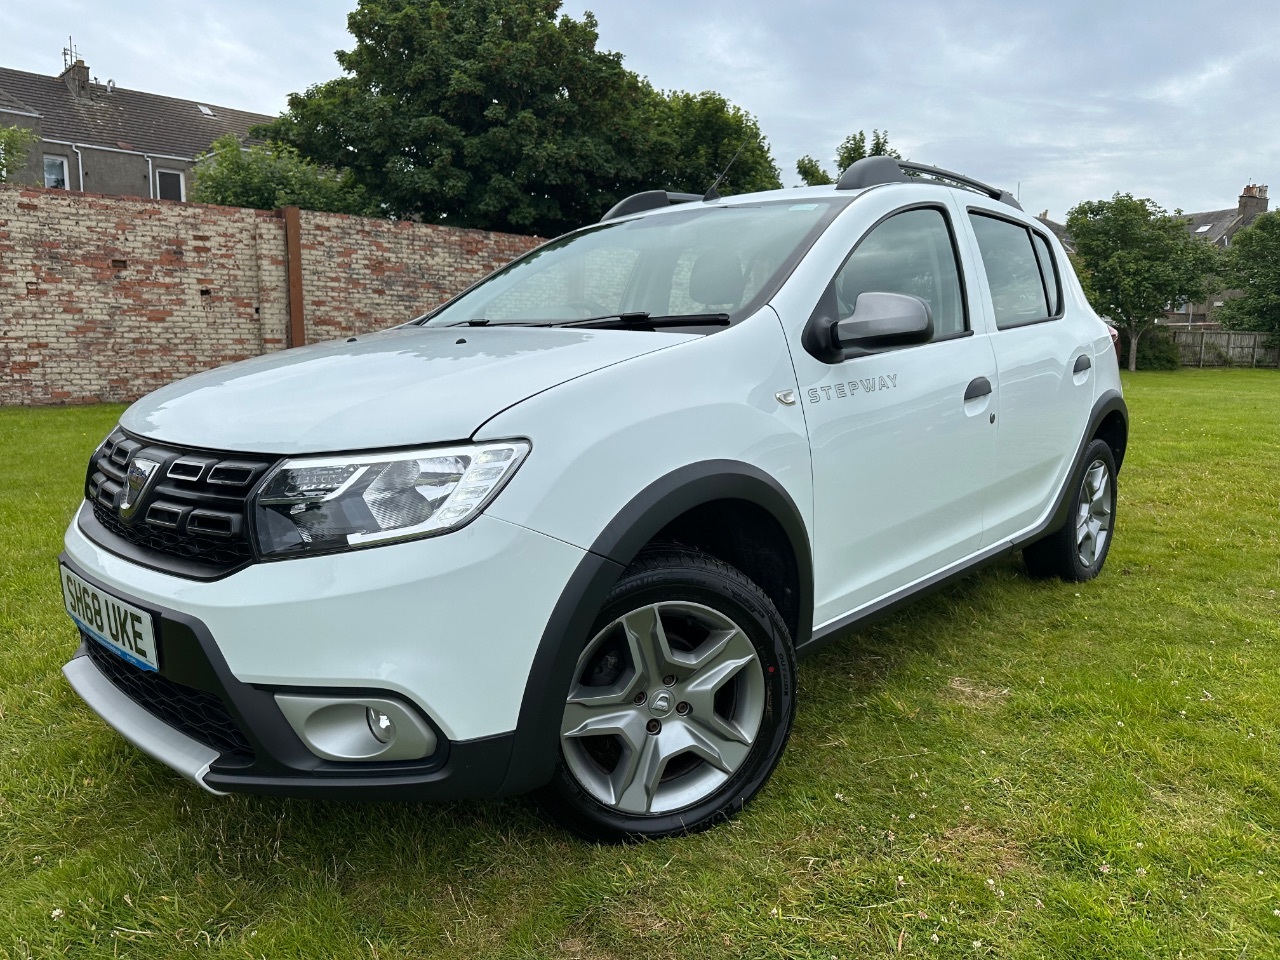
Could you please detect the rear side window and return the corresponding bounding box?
[968,213,1060,329]
[833,207,967,339]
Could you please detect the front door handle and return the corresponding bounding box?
[964,376,992,402]
[1073,354,1092,374]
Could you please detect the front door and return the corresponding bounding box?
[785,200,1000,629]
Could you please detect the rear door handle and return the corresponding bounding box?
[1073,354,1092,374]
[964,376,992,402]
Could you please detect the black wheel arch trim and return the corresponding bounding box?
[498,459,814,796]
[1042,389,1128,536]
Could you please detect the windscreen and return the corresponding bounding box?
[421,199,847,327]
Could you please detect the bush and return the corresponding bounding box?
[1120,328,1181,370]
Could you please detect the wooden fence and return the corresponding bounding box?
[1169,330,1279,368]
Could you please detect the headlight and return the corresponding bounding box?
[252,440,529,557]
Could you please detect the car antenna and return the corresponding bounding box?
[703,135,752,202]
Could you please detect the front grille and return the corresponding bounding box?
[84,633,254,758]
[85,429,277,576]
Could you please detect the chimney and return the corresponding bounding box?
[60,58,91,100]
[1238,184,1269,225]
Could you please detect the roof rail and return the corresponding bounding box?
[835,157,1023,211]
[600,190,704,222]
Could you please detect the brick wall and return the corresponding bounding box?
[297,210,538,343]
[0,185,540,405]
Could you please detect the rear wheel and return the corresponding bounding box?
[1023,438,1117,582]
[538,546,796,842]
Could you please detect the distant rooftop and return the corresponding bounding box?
[1180,184,1268,246]
[0,60,274,159]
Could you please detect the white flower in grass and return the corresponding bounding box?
[1099,863,1112,874]
[50,908,64,920]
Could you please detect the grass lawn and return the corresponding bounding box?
[1,368,1278,959]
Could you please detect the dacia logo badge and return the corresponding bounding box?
[119,457,161,520]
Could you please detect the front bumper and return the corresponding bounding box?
[61,507,587,798]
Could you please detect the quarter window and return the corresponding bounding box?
[1030,232,1061,316]
[43,155,68,189]
[969,213,1060,329]
[832,207,967,340]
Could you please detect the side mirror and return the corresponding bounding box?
[833,292,933,350]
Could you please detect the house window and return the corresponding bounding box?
[1195,225,1212,233]
[43,155,69,189]
[156,169,185,201]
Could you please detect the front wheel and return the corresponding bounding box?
[538,546,796,842]
[1023,438,1118,582]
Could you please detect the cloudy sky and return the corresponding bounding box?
[2,0,1275,221]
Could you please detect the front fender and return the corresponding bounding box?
[498,459,813,797]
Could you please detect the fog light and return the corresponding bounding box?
[274,694,437,762]
[367,707,395,743]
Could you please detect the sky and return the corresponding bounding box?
[1,0,1275,221]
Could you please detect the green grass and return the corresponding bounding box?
[1,369,1278,958]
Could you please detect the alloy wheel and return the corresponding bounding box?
[560,601,767,816]
[1076,459,1112,567]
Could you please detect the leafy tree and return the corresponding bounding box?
[1215,211,1280,338]
[795,155,832,187]
[646,90,780,196]
[1066,193,1218,371]
[0,124,36,184]
[190,135,375,214]
[796,129,901,186]
[264,0,780,236]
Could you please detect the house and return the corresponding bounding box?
[1035,212,1075,254]
[1165,183,1269,326]
[0,56,272,201]
[1181,184,1269,249]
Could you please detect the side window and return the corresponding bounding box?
[832,207,966,340]
[969,213,1057,329]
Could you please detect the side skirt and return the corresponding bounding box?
[800,539,1016,656]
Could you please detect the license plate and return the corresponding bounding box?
[60,565,159,672]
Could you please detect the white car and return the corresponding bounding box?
[59,157,1127,841]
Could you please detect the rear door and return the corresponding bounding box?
[958,204,1095,546]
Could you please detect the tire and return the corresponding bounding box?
[1022,438,1118,582]
[537,545,797,843]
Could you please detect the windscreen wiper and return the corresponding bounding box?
[546,312,730,330]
